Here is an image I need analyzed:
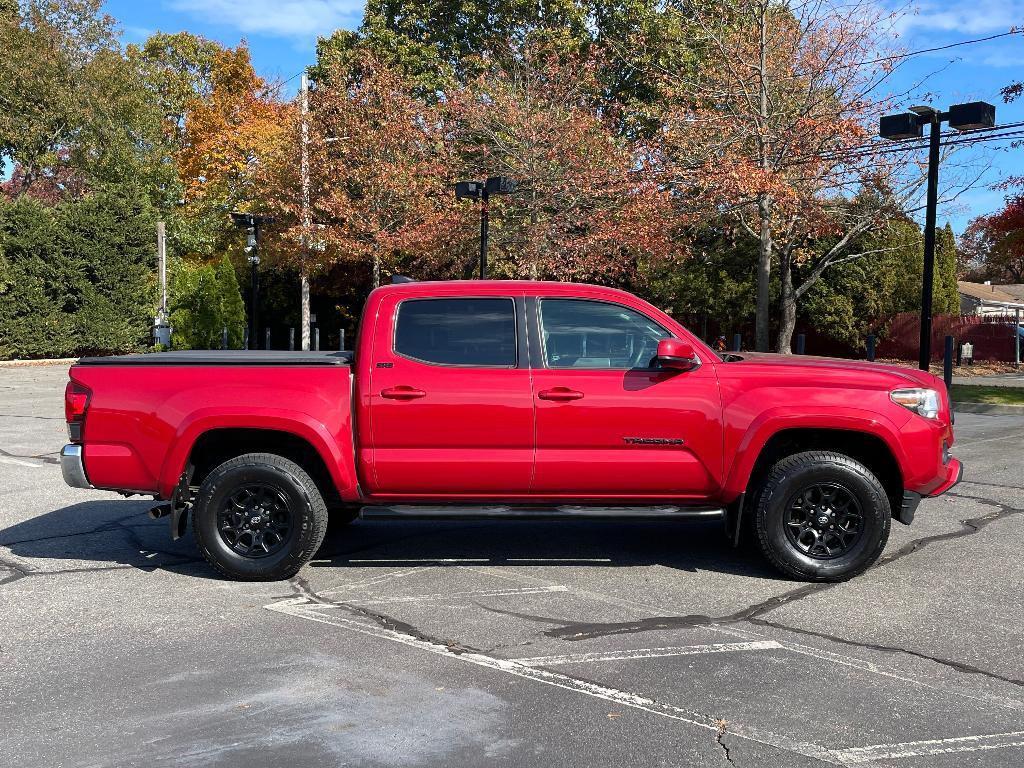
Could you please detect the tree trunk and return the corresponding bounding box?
[300,272,310,351]
[371,253,380,289]
[777,250,796,354]
[756,194,773,352]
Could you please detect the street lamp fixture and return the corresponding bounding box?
[879,101,995,370]
[230,212,275,348]
[455,176,516,279]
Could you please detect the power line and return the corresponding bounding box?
[859,28,1023,67]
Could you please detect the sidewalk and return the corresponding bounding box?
[952,373,1024,388]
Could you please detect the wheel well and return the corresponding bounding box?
[186,428,340,505]
[746,428,903,514]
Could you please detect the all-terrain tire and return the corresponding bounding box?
[192,452,328,581]
[754,451,890,582]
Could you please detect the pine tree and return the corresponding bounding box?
[216,255,246,348]
[934,223,960,315]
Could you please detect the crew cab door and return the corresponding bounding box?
[366,294,534,495]
[530,297,723,498]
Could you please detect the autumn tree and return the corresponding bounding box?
[446,46,676,281]
[657,0,937,353]
[961,199,1024,283]
[175,44,294,258]
[260,51,455,289]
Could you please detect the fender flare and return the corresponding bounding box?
[721,407,910,502]
[157,408,355,499]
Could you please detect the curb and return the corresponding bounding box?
[954,402,1024,416]
[0,358,78,368]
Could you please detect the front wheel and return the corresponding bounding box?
[754,451,891,582]
[192,453,328,581]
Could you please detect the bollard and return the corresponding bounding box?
[289,327,295,351]
[221,327,228,350]
[340,329,345,351]
[314,327,320,351]
[866,334,876,362]
[795,334,806,355]
[265,328,270,351]
[243,327,249,350]
[943,335,954,391]
[732,333,742,353]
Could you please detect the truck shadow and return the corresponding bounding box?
[0,500,210,578]
[1,502,781,581]
[316,517,781,580]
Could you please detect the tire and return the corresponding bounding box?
[192,452,328,581]
[754,451,890,582]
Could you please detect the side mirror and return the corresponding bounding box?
[655,338,698,371]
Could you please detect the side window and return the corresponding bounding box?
[539,299,671,369]
[394,298,517,367]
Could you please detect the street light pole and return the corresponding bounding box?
[231,212,274,349]
[455,176,515,280]
[879,101,995,370]
[479,185,489,279]
[919,111,942,371]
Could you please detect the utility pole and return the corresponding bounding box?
[153,222,170,347]
[300,72,311,352]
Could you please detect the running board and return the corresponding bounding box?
[359,505,725,521]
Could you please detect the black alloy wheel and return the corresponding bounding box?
[217,484,293,558]
[784,482,864,559]
[753,450,890,582]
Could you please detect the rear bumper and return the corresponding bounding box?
[60,444,91,489]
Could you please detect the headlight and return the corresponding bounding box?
[891,388,940,419]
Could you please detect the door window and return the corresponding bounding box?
[539,299,670,369]
[394,298,517,367]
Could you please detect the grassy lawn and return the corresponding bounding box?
[951,384,1024,406]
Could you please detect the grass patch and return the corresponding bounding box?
[951,384,1024,406]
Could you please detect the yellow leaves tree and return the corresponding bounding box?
[176,45,294,256]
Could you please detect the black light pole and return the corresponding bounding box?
[455,176,515,279]
[231,212,275,348]
[879,101,995,370]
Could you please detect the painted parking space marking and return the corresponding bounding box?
[352,585,569,605]
[516,641,783,667]
[832,731,1024,763]
[265,597,842,765]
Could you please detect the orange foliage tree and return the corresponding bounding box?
[176,45,294,255]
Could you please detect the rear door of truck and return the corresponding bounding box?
[364,291,534,495]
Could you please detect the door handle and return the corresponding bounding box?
[538,387,584,402]
[380,386,426,400]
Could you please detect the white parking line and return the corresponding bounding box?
[353,585,569,605]
[516,641,783,667]
[0,455,41,468]
[315,566,435,596]
[265,597,841,765]
[832,731,1024,764]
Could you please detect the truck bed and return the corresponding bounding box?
[77,351,353,366]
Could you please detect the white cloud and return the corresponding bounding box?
[169,0,363,39]
[894,1,1024,36]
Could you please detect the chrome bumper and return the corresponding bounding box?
[60,444,91,488]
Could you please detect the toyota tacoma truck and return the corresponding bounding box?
[60,280,961,582]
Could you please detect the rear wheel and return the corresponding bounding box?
[754,451,890,582]
[192,452,328,581]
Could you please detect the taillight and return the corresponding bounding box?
[64,381,91,442]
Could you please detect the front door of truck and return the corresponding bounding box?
[366,295,534,495]
[530,297,723,499]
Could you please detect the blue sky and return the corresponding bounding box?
[106,0,1024,232]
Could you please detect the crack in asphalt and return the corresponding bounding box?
[715,720,735,765]
[477,498,1024,690]
[0,446,60,465]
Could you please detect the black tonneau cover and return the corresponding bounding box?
[76,350,353,366]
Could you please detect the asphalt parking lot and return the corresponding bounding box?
[2,364,1023,768]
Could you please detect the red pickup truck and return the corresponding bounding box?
[61,280,961,582]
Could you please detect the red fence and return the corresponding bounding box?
[878,313,1020,362]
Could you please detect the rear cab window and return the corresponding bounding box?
[394,297,517,367]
